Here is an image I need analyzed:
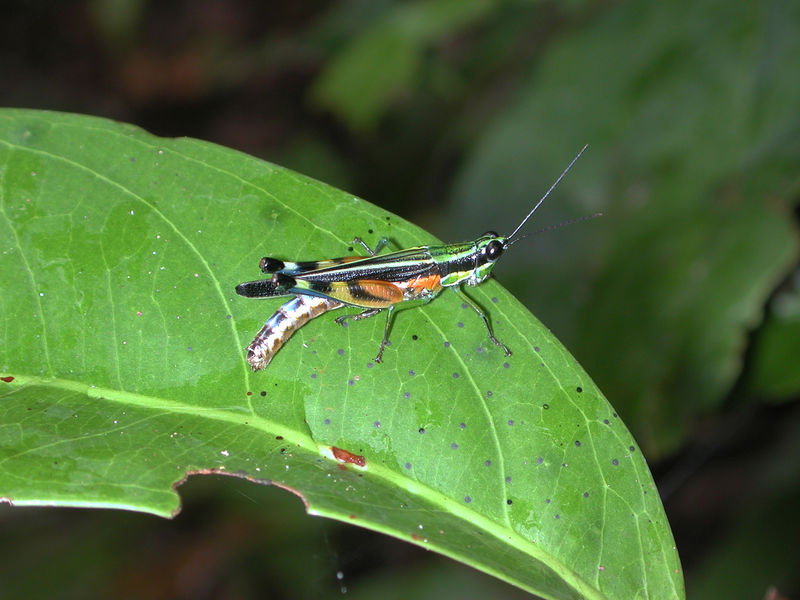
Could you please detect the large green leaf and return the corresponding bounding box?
[0,109,683,599]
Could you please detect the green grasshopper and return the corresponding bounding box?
[236,146,588,370]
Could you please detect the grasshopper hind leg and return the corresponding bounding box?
[334,305,395,363]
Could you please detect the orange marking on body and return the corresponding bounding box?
[408,273,442,294]
[358,280,404,303]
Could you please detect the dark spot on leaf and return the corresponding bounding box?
[311,373,317,379]
[503,362,510,369]
[486,390,493,398]
[542,403,549,409]
[629,445,636,452]
[537,457,544,464]
[405,462,412,469]
[338,349,344,355]
[412,334,418,340]
[506,499,513,505]
[408,370,415,376]
[246,392,252,396]
[574,440,581,447]
[562,463,568,468]
[612,458,619,466]
[491,297,498,303]
[418,428,425,434]
[373,421,381,428]
[485,460,491,467]
[368,229,374,234]
[464,496,472,503]
[555,514,560,519]
[457,322,464,328]
[0,376,14,383]
[403,392,410,399]
[576,386,583,393]
[505,476,511,483]
[452,372,459,379]
[260,391,266,397]
[324,419,331,425]
[460,422,466,429]
[367,362,373,368]
[451,443,458,450]
[461,303,468,309]
[444,341,450,348]
[583,492,590,498]
[603,419,610,425]
[275,436,284,440]
[507,420,514,426]
[545,498,551,504]
[534,346,540,352]
[280,448,287,454]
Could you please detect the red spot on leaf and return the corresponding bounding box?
[331,446,366,467]
[0,377,13,383]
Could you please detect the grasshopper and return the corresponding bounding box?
[236,146,587,370]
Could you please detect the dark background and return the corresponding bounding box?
[2,1,799,598]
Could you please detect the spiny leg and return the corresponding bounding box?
[374,306,396,363]
[351,236,390,256]
[334,305,396,363]
[455,288,512,356]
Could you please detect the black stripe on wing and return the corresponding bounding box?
[297,247,437,284]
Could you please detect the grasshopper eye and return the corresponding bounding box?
[485,239,504,261]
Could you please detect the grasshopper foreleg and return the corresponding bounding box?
[456,288,512,356]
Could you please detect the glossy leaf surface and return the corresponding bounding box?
[0,109,682,599]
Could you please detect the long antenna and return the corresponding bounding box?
[506,144,588,242]
[505,212,603,248]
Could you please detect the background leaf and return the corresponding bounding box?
[1,109,681,599]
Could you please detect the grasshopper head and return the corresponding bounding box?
[465,232,508,286]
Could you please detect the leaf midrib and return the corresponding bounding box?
[2,372,603,599]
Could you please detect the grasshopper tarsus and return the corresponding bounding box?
[489,336,512,357]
